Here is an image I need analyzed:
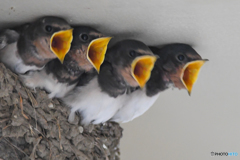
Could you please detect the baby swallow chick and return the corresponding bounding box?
[0,16,73,74]
[111,43,208,123]
[62,39,157,125]
[21,26,111,98]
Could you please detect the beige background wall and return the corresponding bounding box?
[1,1,240,160]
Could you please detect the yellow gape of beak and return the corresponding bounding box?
[50,29,73,63]
[87,37,112,72]
[181,59,208,95]
[131,55,157,88]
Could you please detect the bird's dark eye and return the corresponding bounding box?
[129,50,136,57]
[45,25,52,32]
[80,34,89,41]
[177,54,185,61]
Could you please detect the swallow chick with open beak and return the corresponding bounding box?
[20,26,111,98]
[62,39,157,125]
[0,16,73,74]
[111,43,208,123]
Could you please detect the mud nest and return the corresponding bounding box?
[0,63,123,160]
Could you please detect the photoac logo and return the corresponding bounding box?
[211,152,238,156]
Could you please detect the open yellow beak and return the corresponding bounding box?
[50,29,73,63]
[131,55,157,88]
[87,37,112,72]
[181,59,208,95]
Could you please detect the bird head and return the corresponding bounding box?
[28,16,73,63]
[152,44,208,95]
[62,26,111,75]
[106,39,157,88]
